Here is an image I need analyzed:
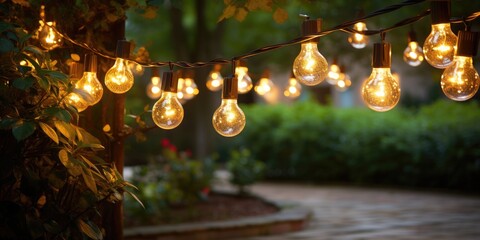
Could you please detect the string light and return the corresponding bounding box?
[441,30,480,101]
[146,68,162,99]
[74,54,103,106]
[326,58,341,85]
[423,0,457,69]
[178,70,199,100]
[293,18,328,86]
[235,60,253,94]
[105,40,134,94]
[254,70,275,96]
[348,21,369,49]
[284,72,302,99]
[361,40,401,112]
[403,29,424,66]
[335,65,352,92]
[65,62,89,112]
[152,71,184,129]
[38,6,62,50]
[206,64,224,91]
[212,76,246,137]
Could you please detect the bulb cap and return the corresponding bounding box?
[407,30,417,43]
[115,40,131,59]
[69,62,84,79]
[372,42,391,68]
[222,77,238,99]
[431,0,451,25]
[261,69,271,78]
[161,71,178,93]
[184,69,195,79]
[84,53,97,73]
[152,67,160,78]
[302,18,322,37]
[456,30,479,57]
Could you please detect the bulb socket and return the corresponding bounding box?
[456,30,479,57]
[84,53,97,73]
[161,71,178,93]
[302,18,322,38]
[222,77,238,99]
[340,65,346,73]
[261,69,271,79]
[184,69,195,79]
[213,64,222,71]
[69,62,84,79]
[430,0,451,25]
[115,40,131,59]
[372,42,391,68]
[407,30,417,43]
[152,67,160,78]
[235,60,247,68]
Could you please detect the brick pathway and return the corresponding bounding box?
[242,183,480,240]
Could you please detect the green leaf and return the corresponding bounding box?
[77,219,103,240]
[82,168,97,194]
[54,121,75,141]
[12,121,35,141]
[13,76,35,90]
[0,118,16,129]
[32,71,50,90]
[45,107,72,122]
[125,190,145,209]
[24,45,44,57]
[77,127,101,145]
[44,70,68,83]
[39,122,59,144]
[77,143,105,150]
[0,22,13,33]
[0,37,14,53]
[58,149,69,167]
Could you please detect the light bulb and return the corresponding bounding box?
[146,76,162,99]
[440,30,480,101]
[361,43,400,112]
[335,73,352,92]
[39,21,62,50]
[105,58,134,94]
[255,70,274,96]
[423,1,457,69]
[403,41,424,67]
[65,62,89,112]
[206,64,223,91]
[348,22,369,49]
[293,41,328,86]
[180,77,199,100]
[152,72,184,130]
[75,54,102,106]
[66,93,89,112]
[235,66,253,93]
[284,75,302,99]
[326,61,341,85]
[212,77,246,137]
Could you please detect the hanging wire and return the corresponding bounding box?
[48,0,480,69]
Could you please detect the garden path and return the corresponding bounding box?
[241,182,480,240]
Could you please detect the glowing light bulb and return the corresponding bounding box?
[284,74,302,99]
[326,60,341,85]
[255,70,274,96]
[39,21,62,50]
[348,22,369,49]
[105,40,134,94]
[66,93,89,112]
[423,1,457,69]
[440,30,480,101]
[206,64,224,91]
[180,77,199,100]
[65,62,89,112]
[335,73,352,92]
[152,72,184,130]
[212,77,246,137]
[74,54,102,106]
[361,43,400,112]
[235,65,252,93]
[403,41,424,67]
[293,41,328,86]
[147,69,162,99]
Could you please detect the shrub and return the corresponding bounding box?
[227,148,265,194]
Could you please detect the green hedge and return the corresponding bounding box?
[229,100,480,192]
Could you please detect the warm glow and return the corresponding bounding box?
[105,58,134,94]
[292,42,328,86]
[235,66,253,93]
[38,21,62,50]
[206,71,224,91]
[66,92,89,112]
[335,73,352,92]
[441,56,479,101]
[361,68,400,112]
[75,72,103,106]
[284,77,302,99]
[327,63,341,85]
[348,22,369,49]
[423,23,457,69]
[254,77,275,96]
[212,99,246,137]
[177,78,198,100]
[152,91,184,129]
[146,76,162,99]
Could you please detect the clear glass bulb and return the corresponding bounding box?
[441,56,480,101]
[235,66,253,93]
[326,63,341,85]
[75,72,103,106]
[293,42,328,86]
[152,91,184,129]
[212,99,246,137]
[146,76,162,99]
[179,78,199,100]
[335,73,352,92]
[105,58,134,94]
[206,71,223,91]
[254,77,274,96]
[284,77,302,99]
[348,22,369,49]
[39,21,62,50]
[361,68,400,112]
[423,23,457,69]
[65,92,89,112]
[403,41,424,67]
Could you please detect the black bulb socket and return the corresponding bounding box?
[84,54,97,73]
[456,30,480,57]
[115,40,131,59]
[222,77,238,100]
[431,0,451,25]
[69,62,84,79]
[302,18,322,42]
[407,30,417,43]
[372,42,391,68]
[161,71,178,93]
